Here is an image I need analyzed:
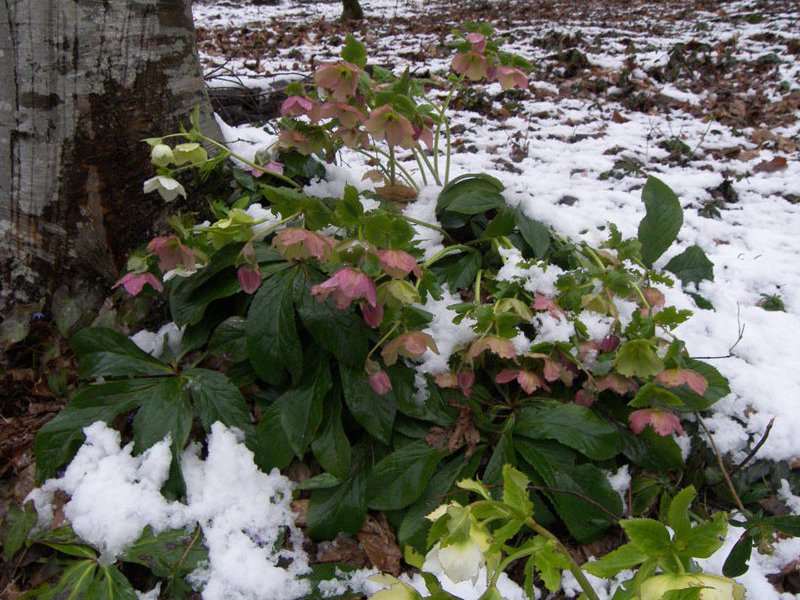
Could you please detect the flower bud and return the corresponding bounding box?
[150,144,174,167]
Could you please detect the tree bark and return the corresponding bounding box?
[341,0,364,21]
[0,0,219,307]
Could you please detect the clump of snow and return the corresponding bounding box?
[26,423,184,562]
[215,115,277,168]
[403,186,445,260]
[533,312,573,344]
[27,422,309,600]
[607,465,630,506]
[131,322,184,359]
[416,288,477,374]
[244,202,282,236]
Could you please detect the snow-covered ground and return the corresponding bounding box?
[27,1,800,598]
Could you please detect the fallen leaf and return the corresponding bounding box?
[611,110,629,123]
[357,514,402,575]
[375,183,419,203]
[753,156,788,173]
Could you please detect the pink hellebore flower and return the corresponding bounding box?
[318,102,366,129]
[452,52,489,81]
[237,265,262,294]
[278,130,314,155]
[629,409,684,437]
[466,335,516,361]
[335,126,369,149]
[273,228,335,262]
[655,369,708,396]
[381,332,439,366]
[435,370,475,397]
[495,369,549,395]
[364,105,416,148]
[596,373,639,395]
[250,161,285,178]
[375,249,421,279]
[113,272,164,296]
[361,301,384,328]
[314,61,361,102]
[280,95,315,117]
[465,32,487,53]
[574,389,597,407]
[146,235,195,273]
[413,124,434,149]
[492,66,529,90]
[311,268,378,310]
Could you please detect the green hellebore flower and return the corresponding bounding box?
[150,143,174,167]
[368,575,421,600]
[639,573,745,600]
[173,142,208,166]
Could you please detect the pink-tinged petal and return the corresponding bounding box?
[543,359,561,382]
[493,66,528,90]
[532,294,562,315]
[456,370,475,397]
[375,249,421,279]
[629,409,684,436]
[361,301,384,328]
[367,370,392,395]
[237,265,262,294]
[596,374,639,395]
[381,332,438,366]
[467,336,517,361]
[113,272,164,296]
[146,235,195,272]
[465,32,486,53]
[311,268,377,309]
[265,161,284,175]
[598,335,620,354]
[495,369,519,384]
[281,95,315,117]
[313,61,361,101]
[656,369,708,396]
[452,52,488,81]
[642,287,666,310]
[574,389,597,407]
[517,370,547,395]
[415,125,434,149]
[335,126,369,148]
[273,228,335,262]
[318,102,366,129]
[278,130,313,155]
[435,372,459,389]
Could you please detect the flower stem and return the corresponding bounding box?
[200,136,302,189]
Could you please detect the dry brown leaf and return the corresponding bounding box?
[376,183,419,203]
[361,169,385,183]
[357,514,402,575]
[316,533,369,567]
[611,110,629,124]
[291,499,308,527]
[753,156,788,173]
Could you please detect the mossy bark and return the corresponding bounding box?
[341,0,364,21]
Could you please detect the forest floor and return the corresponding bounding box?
[2,0,799,598]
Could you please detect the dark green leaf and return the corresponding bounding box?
[341,34,368,68]
[88,564,139,600]
[307,448,368,540]
[251,401,294,472]
[583,544,647,578]
[21,559,97,599]
[121,526,206,583]
[621,518,672,557]
[665,245,714,285]
[334,184,364,226]
[311,392,351,480]
[484,208,516,238]
[765,515,800,536]
[638,176,684,267]
[132,376,191,456]
[437,173,504,213]
[514,401,621,460]
[34,379,154,481]
[2,502,37,563]
[71,327,172,378]
[340,363,396,444]
[207,317,248,361]
[429,250,481,293]
[622,426,684,472]
[247,267,302,385]
[515,209,551,258]
[184,368,253,437]
[483,423,516,488]
[170,244,241,326]
[722,531,752,577]
[445,191,506,215]
[366,440,443,510]
[296,473,341,491]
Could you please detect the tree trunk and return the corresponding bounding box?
[341,0,364,21]
[0,0,219,308]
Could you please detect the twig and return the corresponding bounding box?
[696,413,747,513]
[730,417,775,475]
[690,303,745,360]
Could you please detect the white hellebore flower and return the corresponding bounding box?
[143,176,186,202]
[423,538,485,585]
[150,143,174,167]
[368,575,421,600]
[639,573,746,600]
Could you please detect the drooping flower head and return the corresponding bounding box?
[374,249,421,279]
[465,32,487,53]
[280,95,315,117]
[364,105,416,148]
[655,369,708,396]
[492,65,529,90]
[237,265,262,294]
[313,61,361,101]
[381,332,438,366]
[112,272,163,296]
[318,102,366,129]
[146,235,195,273]
[435,370,475,397]
[629,408,684,437]
[365,360,392,395]
[311,268,377,309]
[143,176,186,202]
[495,369,549,395]
[466,335,517,361]
[272,228,336,262]
[452,51,489,81]
[278,130,314,155]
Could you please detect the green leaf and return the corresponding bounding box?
[296,473,341,491]
[31,526,95,558]
[334,184,365,225]
[514,401,621,460]
[445,191,506,214]
[584,543,648,578]
[669,359,730,411]
[615,339,665,378]
[251,401,294,472]
[207,317,248,361]
[681,512,727,558]
[515,209,551,258]
[484,207,516,238]
[340,363,396,444]
[71,327,172,378]
[764,515,800,537]
[366,440,443,510]
[307,447,368,540]
[88,564,139,600]
[2,502,37,563]
[341,34,368,68]
[621,518,672,557]
[121,527,206,582]
[311,392,351,480]
[667,486,696,539]
[622,426,684,472]
[437,173,504,213]
[170,244,241,326]
[722,531,752,577]
[429,250,481,292]
[483,423,516,488]
[247,267,302,385]
[665,245,714,285]
[20,559,97,599]
[277,347,332,458]
[525,536,570,592]
[296,268,369,367]
[662,589,704,600]
[184,368,253,437]
[502,464,533,517]
[131,376,191,456]
[638,176,684,267]
[34,379,154,481]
